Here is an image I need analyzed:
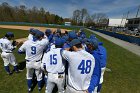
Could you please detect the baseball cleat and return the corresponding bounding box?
[28,88,32,93]
[7,72,12,75]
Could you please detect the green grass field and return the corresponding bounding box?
[85,30,140,93]
[0,28,140,93]
[0,28,29,39]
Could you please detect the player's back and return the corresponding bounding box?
[64,50,95,90]
[22,39,48,62]
[43,48,65,74]
[0,38,13,52]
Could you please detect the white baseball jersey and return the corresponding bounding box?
[28,34,33,40]
[62,50,95,91]
[0,37,15,52]
[42,48,65,73]
[0,38,2,50]
[19,38,49,62]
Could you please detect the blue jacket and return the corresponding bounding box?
[88,50,101,93]
[48,34,54,43]
[97,45,107,68]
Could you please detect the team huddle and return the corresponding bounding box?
[0,28,107,93]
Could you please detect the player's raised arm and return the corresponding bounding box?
[18,41,27,54]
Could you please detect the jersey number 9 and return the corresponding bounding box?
[31,46,36,55]
[78,60,92,74]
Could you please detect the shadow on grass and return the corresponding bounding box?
[32,73,38,91]
[17,61,58,92]
[18,61,26,70]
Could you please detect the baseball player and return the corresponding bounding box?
[61,39,100,93]
[96,42,107,93]
[89,34,98,42]
[62,31,77,86]
[28,28,36,40]
[63,31,77,49]
[0,32,19,75]
[41,38,65,93]
[18,30,49,92]
[45,29,53,43]
[86,39,101,93]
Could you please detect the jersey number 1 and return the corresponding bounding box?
[78,60,92,74]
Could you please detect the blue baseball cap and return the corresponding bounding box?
[35,30,44,39]
[29,28,34,33]
[70,39,81,47]
[89,34,96,39]
[54,38,63,46]
[62,35,69,41]
[98,42,103,45]
[80,34,86,38]
[61,38,66,44]
[31,29,40,35]
[45,29,51,34]
[5,32,14,37]
[88,39,98,49]
[68,31,77,39]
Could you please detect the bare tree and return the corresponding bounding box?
[72,9,82,25]
[81,8,88,22]
[91,13,108,27]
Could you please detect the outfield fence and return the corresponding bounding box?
[89,28,140,46]
[0,22,82,29]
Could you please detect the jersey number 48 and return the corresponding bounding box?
[78,60,92,74]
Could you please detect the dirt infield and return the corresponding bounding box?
[0,25,71,42]
[0,25,70,33]
[16,38,27,42]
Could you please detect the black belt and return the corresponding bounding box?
[5,52,12,53]
[48,72,65,74]
[26,59,41,62]
[58,72,65,74]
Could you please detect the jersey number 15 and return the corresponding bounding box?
[50,54,57,65]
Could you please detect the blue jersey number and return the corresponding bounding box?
[78,60,92,74]
[50,54,57,65]
[0,43,3,47]
[31,46,36,55]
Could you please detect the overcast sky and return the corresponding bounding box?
[0,0,140,18]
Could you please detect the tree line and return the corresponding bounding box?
[0,2,108,27]
[0,2,64,24]
[72,8,109,27]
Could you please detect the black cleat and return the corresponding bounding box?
[28,88,32,93]
[7,72,12,75]
[15,70,20,73]
[38,87,41,92]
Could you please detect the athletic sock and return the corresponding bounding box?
[44,76,47,85]
[27,79,32,90]
[4,66,11,74]
[14,66,19,72]
[38,80,42,91]
[97,84,102,92]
